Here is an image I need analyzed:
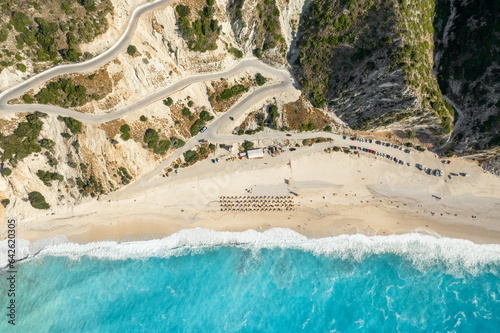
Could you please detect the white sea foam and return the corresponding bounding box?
[11,228,500,275]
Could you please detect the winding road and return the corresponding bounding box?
[0,0,175,106]
[0,0,433,202]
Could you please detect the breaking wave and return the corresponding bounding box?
[34,228,500,275]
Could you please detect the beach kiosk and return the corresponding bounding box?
[246,148,264,159]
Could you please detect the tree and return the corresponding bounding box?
[127,45,137,56]
[190,119,205,136]
[154,140,171,154]
[140,115,147,122]
[184,150,199,164]
[199,110,213,121]
[61,117,82,134]
[143,129,159,148]
[242,141,254,150]
[182,107,191,116]
[10,12,31,32]
[0,28,8,43]
[28,191,50,209]
[120,124,130,133]
[163,97,173,106]
[199,147,207,155]
[62,48,82,62]
[171,137,186,148]
[255,73,266,86]
[16,63,26,72]
[39,138,55,150]
[121,132,130,141]
[176,4,191,17]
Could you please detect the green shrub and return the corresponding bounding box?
[164,97,173,106]
[1,199,10,208]
[190,119,206,136]
[23,94,33,103]
[153,140,171,154]
[0,113,43,161]
[17,63,27,72]
[255,73,266,86]
[121,132,130,141]
[176,4,191,17]
[120,124,130,133]
[37,170,63,186]
[0,28,8,42]
[188,101,194,107]
[10,12,31,32]
[143,129,159,148]
[228,47,243,58]
[216,84,248,101]
[61,48,82,62]
[199,110,214,122]
[61,117,82,133]
[171,137,186,148]
[300,119,317,132]
[184,150,199,164]
[3,168,12,176]
[182,107,191,116]
[140,115,147,122]
[45,152,58,167]
[242,141,254,150]
[126,45,136,56]
[39,138,55,150]
[199,147,207,155]
[324,125,332,132]
[28,191,50,209]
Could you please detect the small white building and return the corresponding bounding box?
[246,148,264,159]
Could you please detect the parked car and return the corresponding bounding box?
[200,126,208,133]
[286,134,292,137]
[289,148,296,151]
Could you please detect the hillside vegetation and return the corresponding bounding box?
[294,0,453,137]
[0,0,113,74]
[175,0,221,52]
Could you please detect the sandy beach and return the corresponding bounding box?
[5,140,500,247]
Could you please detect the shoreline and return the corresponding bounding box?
[4,141,500,250]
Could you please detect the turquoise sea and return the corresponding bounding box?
[1,229,499,332]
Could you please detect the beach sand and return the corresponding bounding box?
[6,141,500,246]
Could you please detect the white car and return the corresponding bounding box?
[200,126,208,133]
